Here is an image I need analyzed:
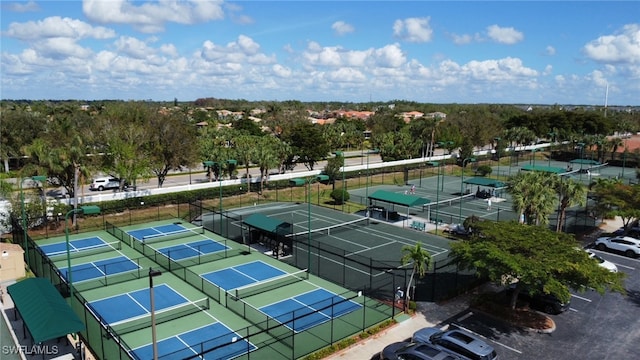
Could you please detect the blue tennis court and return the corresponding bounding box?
[59,256,139,282]
[39,236,107,257]
[128,223,188,241]
[131,322,256,360]
[260,288,361,332]
[88,284,187,325]
[157,239,228,260]
[201,261,287,291]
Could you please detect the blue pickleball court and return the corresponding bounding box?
[39,236,108,257]
[59,256,139,282]
[201,261,287,291]
[157,239,228,260]
[128,223,188,241]
[260,288,362,332]
[87,284,187,325]
[130,322,256,360]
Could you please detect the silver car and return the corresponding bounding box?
[594,236,640,258]
[412,327,497,360]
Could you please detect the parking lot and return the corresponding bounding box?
[441,249,640,360]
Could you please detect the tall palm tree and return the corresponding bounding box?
[607,137,624,162]
[401,242,431,305]
[254,136,281,194]
[508,171,557,225]
[553,177,587,232]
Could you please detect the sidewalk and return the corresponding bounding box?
[325,292,474,360]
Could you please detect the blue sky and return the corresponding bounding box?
[1,1,639,105]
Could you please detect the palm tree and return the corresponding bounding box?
[253,136,281,194]
[607,137,624,162]
[508,171,557,225]
[553,177,587,232]
[401,242,431,305]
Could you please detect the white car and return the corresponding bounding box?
[586,250,618,272]
[594,236,640,258]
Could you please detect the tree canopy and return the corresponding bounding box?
[451,221,625,309]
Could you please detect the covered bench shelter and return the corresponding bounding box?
[367,190,431,224]
[7,277,85,345]
[569,158,605,171]
[462,177,507,200]
[520,165,567,174]
[243,213,293,259]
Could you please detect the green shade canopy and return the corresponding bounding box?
[7,278,85,343]
[462,177,506,188]
[569,159,601,165]
[520,165,567,174]
[368,190,431,207]
[290,178,306,186]
[315,175,330,182]
[243,214,292,234]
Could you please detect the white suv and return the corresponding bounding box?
[89,177,122,191]
[594,236,640,258]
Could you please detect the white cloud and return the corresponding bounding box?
[199,35,273,66]
[327,67,366,83]
[583,24,640,64]
[5,1,39,12]
[373,44,406,68]
[332,21,354,36]
[451,33,473,45]
[159,43,178,57]
[393,17,433,43]
[3,16,116,41]
[543,65,553,76]
[272,64,291,78]
[114,36,154,59]
[486,25,524,45]
[462,57,538,81]
[545,46,556,56]
[82,0,225,33]
[32,37,94,60]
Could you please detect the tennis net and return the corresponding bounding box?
[422,193,476,211]
[230,269,309,300]
[286,217,369,239]
[49,241,122,261]
[108,297,210,335]
[141,226,205,243]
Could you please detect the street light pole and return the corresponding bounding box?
[307,176,314,273]
[20,175,47,262]
[459,158,475,223]
[435,162,441,232]
[365,149,379,215]
[65,205,101,303]
[149,268,162,360]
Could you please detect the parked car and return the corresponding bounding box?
[412,327,497,360]
[611,223,640,238]
[505,284,570,314]
[594,236,640,258]
[586,250,618,272]
[444,224,471,236]
[89,177,125,191]
[380,341,464,360]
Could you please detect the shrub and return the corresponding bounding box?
[476,165,493,176]
[330,189,350,204]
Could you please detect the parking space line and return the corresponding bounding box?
[613,262,636,270]
[571,294,592,302]
[451,322,523,355]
